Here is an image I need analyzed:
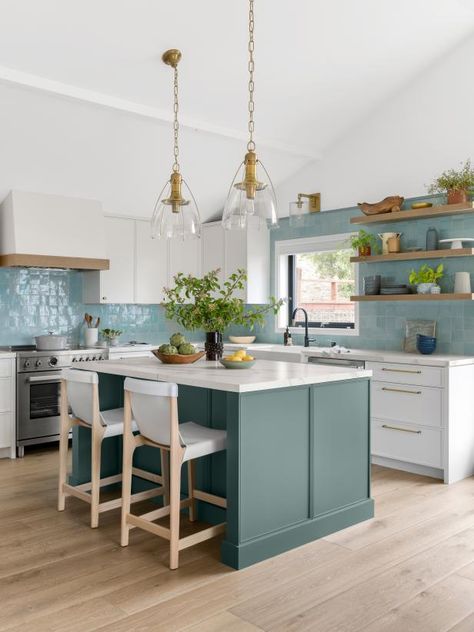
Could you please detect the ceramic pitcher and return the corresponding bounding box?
[378,232,402,255]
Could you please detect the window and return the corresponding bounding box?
[275,234,359,335]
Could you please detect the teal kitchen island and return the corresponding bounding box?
[72,357,373,569]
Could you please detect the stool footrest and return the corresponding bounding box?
[127,513,171,540]
[178,523,226,551]
[132,467,163,485]
[62,483,92,504]
[132,498,192,526]
[193,489,227,509]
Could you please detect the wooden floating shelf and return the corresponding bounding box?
[351,293,474,302]
[351,248,474,263]
[350,202,474,225]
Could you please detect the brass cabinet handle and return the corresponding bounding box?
[381,387,421,395]
[381,424,422,435]
[381,367,422,374]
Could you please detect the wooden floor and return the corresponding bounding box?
[2,448,474,632]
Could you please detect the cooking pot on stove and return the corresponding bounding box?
[35,331,68,351]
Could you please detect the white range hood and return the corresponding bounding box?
[0,191,109,270]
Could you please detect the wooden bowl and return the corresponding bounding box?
[152,350,205,364]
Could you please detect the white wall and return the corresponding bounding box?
[0,81,307,222]
[276,33,474,215]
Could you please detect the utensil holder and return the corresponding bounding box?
[84,328,99,347]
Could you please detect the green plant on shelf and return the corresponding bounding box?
[427,159,474,194]
[408,264,444,286]
[346,230,380,255]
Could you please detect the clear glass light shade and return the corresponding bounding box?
[151,177,201,240]
[289,198,310,227]
[222,160,278,230]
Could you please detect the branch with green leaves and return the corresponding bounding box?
[162,269,284,334]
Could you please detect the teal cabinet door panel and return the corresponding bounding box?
[239,387,310,541]
[312,380,370,517]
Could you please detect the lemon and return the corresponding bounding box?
[243,355,254,361]
[235,349,247,358]
[230,356,242,362]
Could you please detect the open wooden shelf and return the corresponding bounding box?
[351,293,474,302]
[350,248,474,263]
[350,202,474,225]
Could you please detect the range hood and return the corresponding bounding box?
[0,191,109,270]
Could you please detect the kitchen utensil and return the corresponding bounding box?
[378,232,402,255]
[35,332,68,351]
[152,350,205,364]
[220,358,256,369]
[228,336,256,344]
[425,227,438,251]
[416,334,436,355]
[387,235,401,253]
[404,320,436,353]
[439,238,474,250]
[454,271,471,293]
[363,275,381,295]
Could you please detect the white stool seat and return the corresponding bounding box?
[180,422,226,462]
[100,408,139,438]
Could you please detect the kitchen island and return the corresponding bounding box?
[72,358,373,569]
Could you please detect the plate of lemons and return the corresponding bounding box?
[219,349,255,369]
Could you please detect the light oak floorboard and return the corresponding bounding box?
[2,448,474,632]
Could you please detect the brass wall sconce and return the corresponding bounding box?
[296,193,321,212]
[289,192,321,227]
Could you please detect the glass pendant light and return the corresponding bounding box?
[222,0,278,231]
[151,49,200,240]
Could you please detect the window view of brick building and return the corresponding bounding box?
[293,250,355,327]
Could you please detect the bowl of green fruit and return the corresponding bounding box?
[152,333,205,365]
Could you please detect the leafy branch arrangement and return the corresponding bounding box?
[428,159,474,193]
[100,328,123,340]
[408,264,444,286]
[162,269,283,333]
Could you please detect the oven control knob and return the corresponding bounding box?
[49,357,58,367]
[72,357,77,362]
[23,360,31,369]
[78,357,83,362]
[35,360,42,368]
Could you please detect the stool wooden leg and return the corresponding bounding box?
[187,460,196,522]
[90,429,103,529]
[169,452,182,570]
[161,449,170,507]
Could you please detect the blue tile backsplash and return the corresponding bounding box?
[2,193,474,354]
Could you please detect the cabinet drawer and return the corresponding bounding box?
[0,412,12,448]
[371,381,442,427]
[366,362,443,388]
[0,378,12,412]
[372,418,442,468]
[0,360,12,379]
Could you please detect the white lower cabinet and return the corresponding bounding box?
[367,360,474,483]
[0,357,16,459]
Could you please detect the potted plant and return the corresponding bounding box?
[101,328,123,346]
[408,264,444,295]
[162,269,283,360]
[347,230,380,257]
[427,159,474,204]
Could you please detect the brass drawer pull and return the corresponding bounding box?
[382,424,422,435]
[381,368,422,374]
[381,387,421,395]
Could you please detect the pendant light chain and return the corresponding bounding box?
[247,0,255,152]
[173,65,180,173]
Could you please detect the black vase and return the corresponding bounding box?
[205,331,223,361]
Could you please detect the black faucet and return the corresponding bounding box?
[291,307,316,347]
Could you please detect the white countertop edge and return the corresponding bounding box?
[300,348,474,367]
[0,351,16,359]
[75,359,372,393]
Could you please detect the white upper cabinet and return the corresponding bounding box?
[202,221,270,304]
[135,219,168,304]
[168,237,201,284]
[83,217,135,303]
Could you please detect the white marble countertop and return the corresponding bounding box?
[224,342,474,368]
[0,351,16,359]
[77,357,371,393]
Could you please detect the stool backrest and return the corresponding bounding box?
[124,378,180,447]
[62,369,99,426]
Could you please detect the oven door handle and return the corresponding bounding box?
[25,375,62,384]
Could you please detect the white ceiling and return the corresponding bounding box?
[0,0,473,219]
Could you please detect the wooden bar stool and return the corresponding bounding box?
[58,369,167,528]
[121,378,227,570]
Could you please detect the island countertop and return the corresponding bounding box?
[77,357,371,393]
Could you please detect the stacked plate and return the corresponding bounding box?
[380,283,410,295]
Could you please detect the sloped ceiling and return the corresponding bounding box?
[0,0,473,221]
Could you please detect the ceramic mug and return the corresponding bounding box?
[387,235,401,253]
[378,232,402,255]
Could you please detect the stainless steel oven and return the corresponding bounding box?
[15,348,107,456]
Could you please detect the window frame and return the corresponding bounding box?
[274,233,359,337]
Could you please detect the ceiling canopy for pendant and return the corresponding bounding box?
[151,49,201,241]
[222,0,278,231]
